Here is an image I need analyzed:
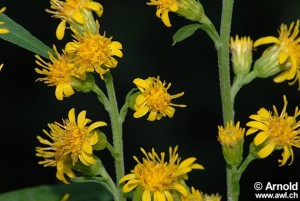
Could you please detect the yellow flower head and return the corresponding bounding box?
[36,108,107,183]
[182,187,221,201]
[65,28,123,79]
[254,20,300,89]
[218,121,245,166]
[182,187,204,201]
[119,146,204,201]
[47,0,103,39]
[246,95,300,166]
[203,193,222,201]
[230,35,253,76]
[218,121,245,147]
[35,46,76,101]
[0,7,9,34]
[147,0,179,27]
[133,76,187,121]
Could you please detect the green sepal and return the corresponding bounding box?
[132,186,143,201]
[71,73,96,93]
[172,23,202,46]
[93,130,108,151]
[249,141,262,159]
[0,182,113,201]
[0,13,53,58]
[221,139,244,166]
[128,90,140,111]
[170,190,182,201]
[73,155,103,176]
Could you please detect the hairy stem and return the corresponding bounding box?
[104,72,126,201]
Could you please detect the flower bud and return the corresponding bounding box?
[218,121,245,166]
[252,46,281,78]
[230,36,253,76]
[71,73,95,93]
[93,131,108,151]
[73,155,103,176]
[177,0,205,22]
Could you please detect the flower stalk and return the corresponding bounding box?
[104,72,126,201]
[216,0,239,201]
[218,0,235,125]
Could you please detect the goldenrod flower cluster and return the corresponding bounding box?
[246,95,300,166]
[132,76,186,121]
[147,0,205,27]
[26,1,300,201]
[35,0,122,100]
[36,108,107,183]
[120,146,206,201]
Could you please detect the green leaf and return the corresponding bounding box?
[172,23,202,46]
[0,182,113,201]
[0,13,52,58]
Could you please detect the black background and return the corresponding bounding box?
[0,0,299,200]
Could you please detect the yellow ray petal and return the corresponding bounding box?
[253,36,279,47]
[257,141,276,158]
[254,132,269,145]
[56,20,66,40]
[133,106,149,118]
[87,121,107,133]
[77,110,87,128]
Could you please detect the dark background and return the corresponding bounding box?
[0,0,299,200]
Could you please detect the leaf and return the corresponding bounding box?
[0,182,113,201]
[172,23,202,46]
[0,13,53,58]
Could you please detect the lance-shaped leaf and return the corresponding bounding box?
[0,13,52,58]
[0,182,113,201]
[172,23,202,46]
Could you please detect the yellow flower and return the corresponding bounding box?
[230,35,253,76]
[133,76,187,121]
[65,28,123,79]
[246,95,300,166]
[147,0,205,27]
[35,46,76,100]
[36,108,107,183]
[47,0,103,39]
[119,146,204,201]
[218,121,245,166]
[254,20,300,89]
[182,187,222,201]
[203,193,222,201]
[182,187,204,201]
[218,121,245,147]
[0,7,9,34]
[147,0,179,27]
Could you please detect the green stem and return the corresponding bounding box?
[200,16,220,45]
[226,165,240,201]
[217,0,238,201]
[106,141,118,161]
[92,84,111,112]
[217,0,235,125]
[98,166,120,201]
[104,72,126,201]
[237,153,256,181]
[231,71,257,103]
